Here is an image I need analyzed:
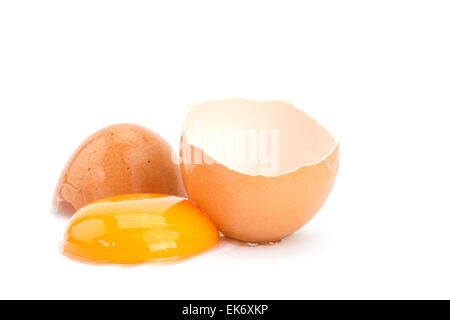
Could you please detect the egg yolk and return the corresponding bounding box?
[63,194,218,264]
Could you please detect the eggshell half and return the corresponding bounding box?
[54,123,186,212]
[180,99,339,242]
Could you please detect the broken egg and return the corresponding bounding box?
[63,193,218,264]
[180,99,339,243]
[54,124,186,212]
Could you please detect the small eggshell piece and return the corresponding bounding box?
[54,124,186,212]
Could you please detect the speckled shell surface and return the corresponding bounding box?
[54,123,186,212]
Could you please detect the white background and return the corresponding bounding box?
[1,1,449,299]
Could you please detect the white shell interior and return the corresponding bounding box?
[183,99,337,177]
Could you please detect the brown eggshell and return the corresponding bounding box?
[180,99,339,243]
[54,123,186,212]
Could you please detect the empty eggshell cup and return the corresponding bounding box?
[180,99,339,243]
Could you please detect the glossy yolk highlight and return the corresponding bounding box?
[63,194,219,264]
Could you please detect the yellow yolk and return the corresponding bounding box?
[63,194,218,264]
